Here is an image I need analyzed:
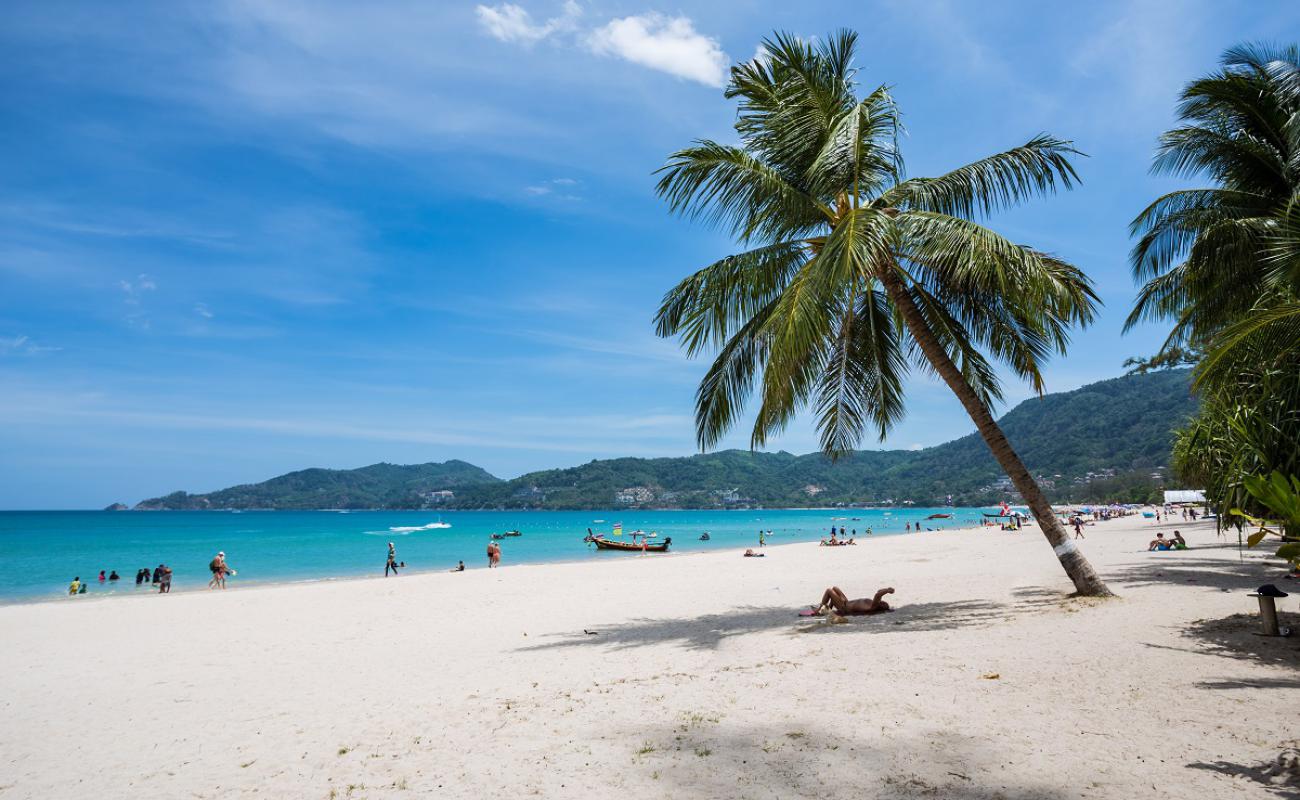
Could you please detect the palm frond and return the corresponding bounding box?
[881,135,1081,219]
[654,240,808,356]
[655,141,832,242]
[815,287,907,452]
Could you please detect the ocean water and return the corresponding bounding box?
[0,508,989,603]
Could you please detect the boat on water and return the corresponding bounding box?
[926,513,953,520]
[491,530,523,540]
[590,535,672,552]
[584,527,672,552]
[390,518,451,533]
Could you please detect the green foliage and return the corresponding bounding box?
[1172,344,1300,523]
[1127,43,1300,352]
[653,29,1094,457]
[1228,470,1300,570]
[1135,41,1300,552]
[1122,346,1201,375]
[135,461,499,510]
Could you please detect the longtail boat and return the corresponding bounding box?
[585,528,672,552]
[925,513,953,520]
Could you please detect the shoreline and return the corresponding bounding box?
[1,506,1009,606]
[0,522,951,608]
[4,513,1293,798]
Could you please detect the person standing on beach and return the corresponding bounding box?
[158,565,172,593]
[385,542,399,577]
[759,530,766,548]
[1072,517,1085,539]
[208,552,227,589]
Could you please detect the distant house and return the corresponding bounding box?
[1163,489,1206,504]
[421,490,455,503]
[615,486,655,505]
[712,488,741,504]
[803,484,825,496]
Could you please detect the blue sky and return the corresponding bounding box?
[2,1,1295,508]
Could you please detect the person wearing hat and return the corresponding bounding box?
[208,551,228,590]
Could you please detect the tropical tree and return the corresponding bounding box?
[1126,43,1300,354]
[1130,42,1300,526]
[652,30,1111,596]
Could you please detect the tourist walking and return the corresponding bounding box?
[385,542,400,577]
[208,551,229,589]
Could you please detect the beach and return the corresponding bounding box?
[1,513,1296,799]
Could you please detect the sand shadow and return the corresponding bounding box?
[1107,552,1286,593]
[518,599,1009,653]
[628,722,1072,799]
[1180,612,1300,671]
[1187,748,1300,799]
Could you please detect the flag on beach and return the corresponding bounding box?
[613,522,623,537]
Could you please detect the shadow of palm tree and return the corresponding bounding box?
[1108,553,1286,593]
[1181,612,1300,670]
[518,600,1008,653]
[631,722,1073,799]
[1193,676,1300,690]
[1187,748,1300,799]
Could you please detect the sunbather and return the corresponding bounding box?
[812,586,894,616]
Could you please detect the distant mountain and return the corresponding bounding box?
[135,370,1197,510]
[135,460,499,510]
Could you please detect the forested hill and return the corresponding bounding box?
[133,370,1197,510]
[134,460,499,510]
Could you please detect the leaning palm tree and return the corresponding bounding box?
[652,30,1111,596]
[1126,42,1300,352]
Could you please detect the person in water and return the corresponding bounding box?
[813,586,895,617]
[158,565,172,593]
[108,570,120,582]
[98,570,106,582]
[135,569,146,586]
[69,577,81,595]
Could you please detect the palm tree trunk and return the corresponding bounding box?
[877,268,1114,597]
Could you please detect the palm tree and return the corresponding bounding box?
[1126,43,1300,352]
[652,30,1111,596]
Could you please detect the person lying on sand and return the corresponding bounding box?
[812,586,894,616]
[743,549,765,557]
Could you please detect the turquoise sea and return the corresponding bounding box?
[0,508,988,603]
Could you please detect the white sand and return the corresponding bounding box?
[2,514,1297,799]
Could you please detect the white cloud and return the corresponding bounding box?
[119,273,157,300]
[476,1,580,44]
[588,13,728,87]
[0,335,61,356]
[194,303,214,319]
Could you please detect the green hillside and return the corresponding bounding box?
[135,460,499,510]
[134,370,1197,510]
